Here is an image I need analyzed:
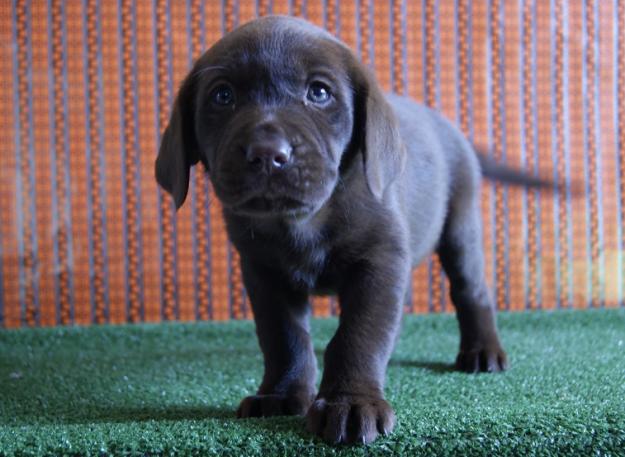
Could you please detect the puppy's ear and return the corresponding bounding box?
[155,73,201,209]
[350,60,405,200]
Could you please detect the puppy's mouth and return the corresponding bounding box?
[214,149,338,219]
[231,196,315,218]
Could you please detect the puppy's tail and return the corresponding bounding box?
[476,151,579,194]
[477,153,552,188]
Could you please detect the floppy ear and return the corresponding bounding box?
[155,73,201,209]
[350,61,405,200]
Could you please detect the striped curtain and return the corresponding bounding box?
[0,0,623,328]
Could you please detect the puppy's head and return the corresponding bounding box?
[156,16,404,218]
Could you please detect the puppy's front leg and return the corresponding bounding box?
[236,259,317,418]
[307,254,409,444]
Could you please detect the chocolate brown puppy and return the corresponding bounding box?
[156,16,532,445]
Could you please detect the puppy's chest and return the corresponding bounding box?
[279,231,343,293]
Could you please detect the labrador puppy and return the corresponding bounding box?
[156,15,537,445]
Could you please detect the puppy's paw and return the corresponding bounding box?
[236,392,314,418]
[455,345,508,373]
[306,394,395,445]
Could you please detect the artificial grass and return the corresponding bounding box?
[1,309,624,456]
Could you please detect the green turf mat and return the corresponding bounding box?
[1,309,624,456]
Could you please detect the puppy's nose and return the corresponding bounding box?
[246,138,292,172]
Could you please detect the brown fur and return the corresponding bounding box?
[156,16,512,445]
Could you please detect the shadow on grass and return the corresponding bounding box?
[314,348,455,375]
[3,346,448,433]
[85,404,235,423]
[90,406,313,441]
[236,415,312,440]
[7,402,315,441]
[388,359,455,374]
[2,404,235,426]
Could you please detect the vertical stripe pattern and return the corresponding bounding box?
[522,0,539,309]
[423,0,444,313]
[86,0,109,323]
[585,0,602,307]
[619,0,625,307]
[156,0,178,321]
[15,0,38,326]
[0,0,623,328]
[121,0,143,321]
[555,0,571,308]
[190,0,212,320]
[51,0,73,324]
[490,0,508,310]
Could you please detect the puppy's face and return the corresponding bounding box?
[156,16,404,217]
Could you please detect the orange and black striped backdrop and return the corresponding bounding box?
[0,0,623,328]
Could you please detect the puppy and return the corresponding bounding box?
[156,16,541,444]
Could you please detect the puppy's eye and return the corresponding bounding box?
[307,82,332,104]
[210,84,235,106]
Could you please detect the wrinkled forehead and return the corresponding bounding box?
[194,16,349,87]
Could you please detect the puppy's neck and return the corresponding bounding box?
[243,201,329,243]
[282,203,331,241]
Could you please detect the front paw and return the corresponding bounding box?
[455,344,508,373]
[237,391,314,418]
[306,394,395,444]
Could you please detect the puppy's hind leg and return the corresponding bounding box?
[437,192,508,373]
